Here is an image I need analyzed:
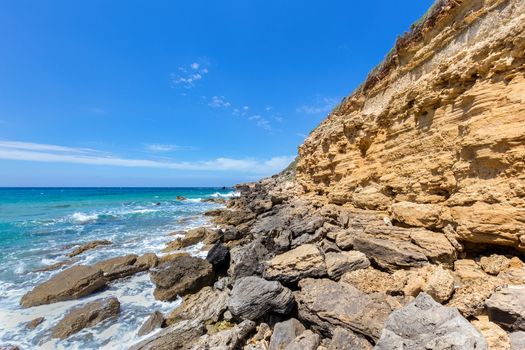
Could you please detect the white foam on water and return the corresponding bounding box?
[210,191,239,198]
[70,212,99,224]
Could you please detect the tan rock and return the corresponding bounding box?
[166,286,228,326]
[163,227,220,252]
[390,201,449,229]
[472,315,511,350]
[423,266,455,303]
[20,265,106,307]
[480,254,511,275]
[448,277,503,317]
[67,239,112,257]
[340,267,404,295]
[454,259,488,281]
[325,251,370,280]
[263,244,326,283]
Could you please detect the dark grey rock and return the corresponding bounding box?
[228,238,271,279]
[285,330,320,350]
[486,286,525,331]
[206,242,230,270]
[269,318,305,350]
[328,327,372,350]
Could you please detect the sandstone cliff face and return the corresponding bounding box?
[297,0,525,250]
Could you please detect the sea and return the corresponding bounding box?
[0,187,236,349]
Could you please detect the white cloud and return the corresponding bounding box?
[171,61,209,89]
[0,140,293,174]
[146,144,194,152]
[297,97,339,115]
[249,115,271,130]
[208,96,231,108]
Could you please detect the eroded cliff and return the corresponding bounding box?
[297,0,525,251]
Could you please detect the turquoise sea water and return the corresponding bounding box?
[0,187,234,349]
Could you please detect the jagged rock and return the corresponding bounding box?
[166,286,229,326]
[0,345,20,350]
[206,242,230,269]
[214,209,256,226]
[24,317,45,330]
[223,226,243,242]
[269,318,305,350]
[285,330,320,350]
[390,201,448,229]
[263,244,326,283]
[33,258,79,272]
[448,277,502,318]
[20,265,106,307]
[176,196,187,201]
[201,197,226,204]
[164,227,220,252]
[229,238,271,279]
[325,251,370,280]
[138,311,164,337]
[94,254,145,281]
[422,265,455,303]
[130,319,205,350]
[455,259,488,280]
[295,278,400,340]
[327,327,372,350]
[150,255,214,301]
[375,293,487,350]
[510,331,525,350]
[51,297,120,339]
[67,239,112,257]
[498,257,525,284]
[486,286,525,331]
[190,320,256,350]
[228,276,294,321]
[318,239,341,253]
[245,322,272,350]
[472,315,511,350]
[480,254,511,275]
[204,209,224,217]
[135,253,159,270]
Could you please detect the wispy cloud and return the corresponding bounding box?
[208,96,231,108]
[249,115,271,130]
[297,96,339,115]
[146,144,195,152]
[171,61,209,89]
[0,140,293,174]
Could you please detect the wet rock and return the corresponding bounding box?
[228,276,294,321]
[201,197,226,204]
[510,331,525,350]
[130,319,205,350]
[138,311,165,337]
[135,253,159,270]
[166,286,228,326]
[269,318,305,350]
[190,320,256,350]
[52,297,120,339]
[263,244,326,283]
[20,265,106,307]
[285,330,320,350]
[204,208,224,217]
[150,255,214,301]
[67,239,112,258]
[295,278,400,340]
[486,286,525,331]
[176,196,187,201]
[480,254,511,275]
[422,265,455,303]
[164,227,220,252]
[33,258,79,273]
[375,293,487,350]
[472,315,511,350]
[206,242,230,270]
[94,254,144,281]
[325,251,370,280]
[228,238,271,279]
[0,345,20,350]
[327,327,372,350]
[24,317,45,330]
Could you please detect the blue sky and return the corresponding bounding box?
[0,0,434,186]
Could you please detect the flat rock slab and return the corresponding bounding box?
[166,286,229,326]
[228,276,294,321]
[20,265,106,307]
[486,286,525,331]
[52,297,120,339]
[190,320,256,350]
[263,244,327,283]
[295,278,400,341]
[130,319,205,350]
[375,293,487,350]
[67,239,112,257]
[150,255,214,301]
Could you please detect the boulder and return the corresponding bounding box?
[228,238,271,279]
[163,227,220,252]
[480,254,511,275]
[455,259,490,280]
[325,251,370,280]
[228,276,294,321]
[422,265,455,303]
[24,317,45,330]
[206,242,230,270]
[390,201,447,229]
[295,278,400,340]
[486,286,525,331]
[166,286,229,326]
[472,315,511,350]
[130,319,205,350]
[150,255,214,301]
[135,253,159,270]
[51,297,120,339]
[285,330,320,350]
[176,196,187,201]
[213,209,256,226]
[138,311,165,337]
[269,318,305,350]
[375,293,487,350]
[327,327,372,350]
[190,320,256,350]
[20,265,106,307]
[94,254,143,281]
[67,239,112,257]
[263,244,327,283]
[448,277,502,317]
[498,257,525,284]
[510,331,525,350]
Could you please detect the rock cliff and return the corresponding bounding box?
[297,0,525,251]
